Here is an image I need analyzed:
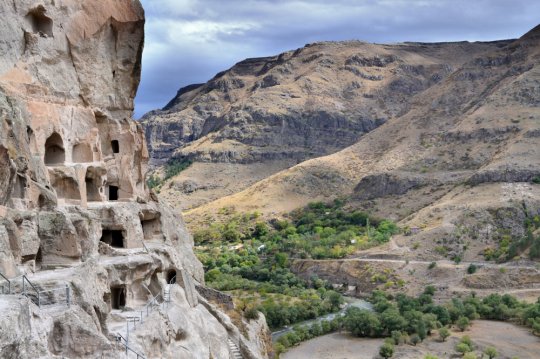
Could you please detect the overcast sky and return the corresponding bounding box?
[134,0,540,118]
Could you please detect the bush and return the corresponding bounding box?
[456,342,472,355]
[467,264,477,274]
[379,342,394,358]
[438,327,450,342]
[428,262,437,270]
[244,307,259,320]
[457,316,470,331]
[484,347,498,359]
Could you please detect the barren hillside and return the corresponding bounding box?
[185,25,540,263]
[142,39,508,211]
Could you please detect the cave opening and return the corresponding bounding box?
[110,286,126,309]
[111,140,119,154]
[108,185,119,201]
[26,5,53,37]
[100,229,125,248]
[44,132,65,165]
[167,270,177,284]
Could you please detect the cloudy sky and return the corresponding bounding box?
[135,0,540,118]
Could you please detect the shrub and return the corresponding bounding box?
[244,307,259,320]
[484,347,498,359]
[456,342,472,355]
[428,262,437,270]
[379,342,394,359]
[457,316,470,331]
[467,264,477,274]
[438,327,450,342]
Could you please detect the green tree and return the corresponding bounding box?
[457,316,470,331]
[344,308,381,337]
[484,347,498,359]
[380,308,406,334]
[379,342,394,359]
[456,342,472,356]
[438,327,450,342]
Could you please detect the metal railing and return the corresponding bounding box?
[0,272,11,294]
[20,275,71,308]
[113,280,177,358]
[115,333,146,359]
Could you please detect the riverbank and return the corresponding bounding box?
[282,320,540,359]
[271,297,371,341]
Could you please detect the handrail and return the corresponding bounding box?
[115,333,146,359]
[22,275,41,307]
[0,272,11,294]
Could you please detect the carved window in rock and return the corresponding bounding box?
[100,229,125,248]
[26,5,53,37]
[111,140,120,154]
[108,185,119,201]
[44,133,65,165]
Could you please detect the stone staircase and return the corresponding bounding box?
[228,338,243,359]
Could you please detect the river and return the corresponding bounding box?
[271,297,372,341]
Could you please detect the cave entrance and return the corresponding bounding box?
[111,286,126,309]
[26,5,53,37]
[44,133,65,165]
[100,230,125,248]
[111,140,120,154]
[166,270,177,284]
[108,185,119,201]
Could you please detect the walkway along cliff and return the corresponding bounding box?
[0,1,270,358]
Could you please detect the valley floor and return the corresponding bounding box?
[282,320,540,359]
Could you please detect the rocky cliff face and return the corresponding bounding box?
[0,1,269,358]
[141,39,515,211]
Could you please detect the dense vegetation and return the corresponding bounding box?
[275,287,540,357]
[147,158,193,189]
[194,200,398,329]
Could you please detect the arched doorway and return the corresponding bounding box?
[44,133,65,165]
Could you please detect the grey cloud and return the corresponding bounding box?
[135,0,540,118]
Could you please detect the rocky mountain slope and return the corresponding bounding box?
[146,26,539,268]
[187,25,540,262]
[0,1,269,358]
[142,38,508,211]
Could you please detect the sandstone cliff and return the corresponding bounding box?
[0,1,269,358]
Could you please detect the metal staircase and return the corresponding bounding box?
[113,277,176,358]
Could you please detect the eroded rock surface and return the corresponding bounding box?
[0,1,269,358]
